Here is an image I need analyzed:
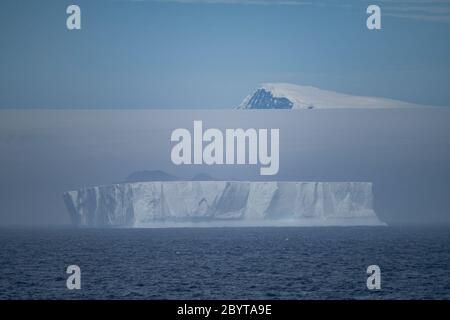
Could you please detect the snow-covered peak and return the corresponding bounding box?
[238,83,418,109]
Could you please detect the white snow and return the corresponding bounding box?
[238,83,420,109]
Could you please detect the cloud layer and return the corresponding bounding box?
[138,0,450,23]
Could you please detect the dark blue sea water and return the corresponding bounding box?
[0,226,449,299]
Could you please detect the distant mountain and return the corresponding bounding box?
[191,173,217,181]
[125,170,217,182]
[238,83,419,109]
[125,170,179,182]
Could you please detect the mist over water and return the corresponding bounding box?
[1,109,450,226]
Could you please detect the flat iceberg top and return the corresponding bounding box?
[238,83,419,109]
[63,181,385,227]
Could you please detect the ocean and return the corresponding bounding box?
[0,226,449,299]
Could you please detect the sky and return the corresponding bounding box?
[1,1,450,227]
[1,0,450,108]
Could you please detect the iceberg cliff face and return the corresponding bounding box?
[63,181,384,227]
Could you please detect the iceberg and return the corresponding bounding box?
[63,181,384,227]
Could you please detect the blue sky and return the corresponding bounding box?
[1,0,450,108]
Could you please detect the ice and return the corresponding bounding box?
[63,181,384,227]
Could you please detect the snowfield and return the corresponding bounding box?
[238,83,420,109]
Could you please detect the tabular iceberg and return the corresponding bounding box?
[63,181,384,227]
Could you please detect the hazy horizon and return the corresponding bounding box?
[1,109,450,226]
